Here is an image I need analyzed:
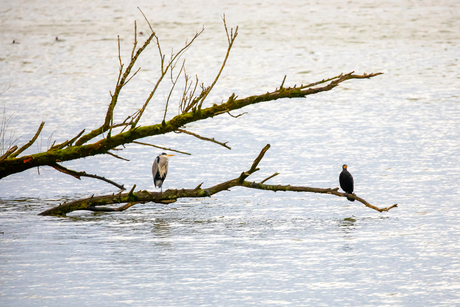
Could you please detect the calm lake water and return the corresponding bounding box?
[1,0,460,306]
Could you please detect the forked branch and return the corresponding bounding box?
[0,70,382,180]
[0,145,18,162]
[130,9,204,128]
[9,121,45,158]
[179,15,238,114]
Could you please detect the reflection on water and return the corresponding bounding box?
[1,0,460,305]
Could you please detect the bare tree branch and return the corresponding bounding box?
[0,71,383,180]
[39,144,398,216]
[180,15,238,114]
[280,75,287,89]
[51,163,125,190]
[50,129,86,150]
[75,25,156,146]
[175,128,231,150]
[163,60,185,122]
[260,172,279,184]
[132,141,191,155]
[107,151,130,161]
[130,11,204,129]
[0,106,20,156]
[9,121,45,158]
[196,15,238,110]
[0,145,18,162]
[226,110,247,118]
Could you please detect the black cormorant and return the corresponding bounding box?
[339,164,355,202]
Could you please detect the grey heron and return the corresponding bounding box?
[152,153,174,192]
[339,164,355,202]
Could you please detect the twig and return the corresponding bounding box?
[0,107,19,156]
[280,75,287,89]
[227,110,247,118]
[51,163,125,190]
[248,144,270,174]
[260,172,279,184]
[50,129,86,150]
[107,151,130,161]
[0,145,18,162]
[195,15,238,110]
[10,122,45,158]
[75,24,156,146]
[132,141,191,155]
[179,71,200,114]
[130,9,204,129]
[176,128,231,150]
[163,60,185,122]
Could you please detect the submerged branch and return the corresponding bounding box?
[39,144,397,216]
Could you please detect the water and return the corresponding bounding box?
[1,0,460,305]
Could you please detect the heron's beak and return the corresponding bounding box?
[167,154,175,157]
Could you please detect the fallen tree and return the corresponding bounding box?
[0,13,393,216]
[39,144,398,216]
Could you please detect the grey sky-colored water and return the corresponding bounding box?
[1,0,460,306]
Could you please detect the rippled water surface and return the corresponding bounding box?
[1,0,460,306]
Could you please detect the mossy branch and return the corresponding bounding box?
[39,144,397,216]
[9,121,45,158]
[0,71,382,180]
[0,145,18,162]
[0,16,383,191]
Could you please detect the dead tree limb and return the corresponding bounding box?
[9,121,45,158]
[0,16,383,191]
[0,71,382,180]
[51,163,125,190]
[132,141,191,155]
[130,10,205,129]
[106,151,130,162]
[39,144,397,216]
[50,129,85,150]
[75,24,156,146]
[0,145,18,162]
[175,128,231,149]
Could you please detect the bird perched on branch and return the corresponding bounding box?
[152,153,174,192]
[339,164,355,202]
